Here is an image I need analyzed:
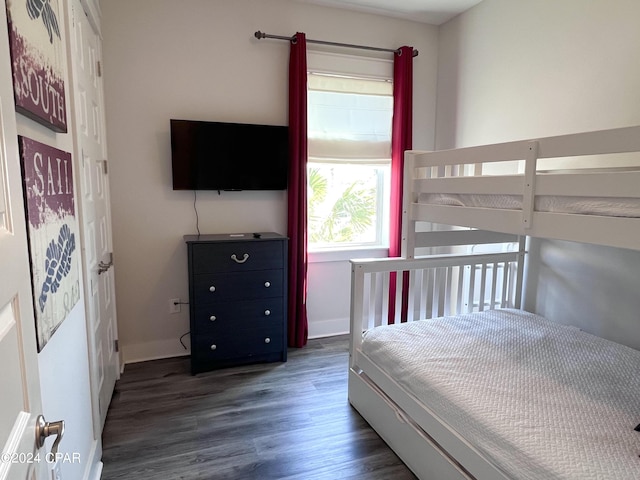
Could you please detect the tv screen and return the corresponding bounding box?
[170,119,289,191]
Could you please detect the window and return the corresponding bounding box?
[307,57,393,252]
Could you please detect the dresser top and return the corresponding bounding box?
[184,232,287,244]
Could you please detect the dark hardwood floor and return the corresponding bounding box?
[101,335,417,480]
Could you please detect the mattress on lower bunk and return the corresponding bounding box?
[361,309,640,479]
[418,193,640,218]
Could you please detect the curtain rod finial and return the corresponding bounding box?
[255,31,265,40]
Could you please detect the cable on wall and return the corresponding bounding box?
[193,190,200,235]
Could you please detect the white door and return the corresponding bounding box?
[0,5,50,480]
[67,0,119,431]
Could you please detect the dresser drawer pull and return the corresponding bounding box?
[264,281,271,288]
[210,344,217,351]
[231,253,249,264]
[209,315,217,322]
[209,286,216,292]
[264,337,271,344]
[264,309,271,316]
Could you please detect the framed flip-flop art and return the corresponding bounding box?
[19,136,80,350]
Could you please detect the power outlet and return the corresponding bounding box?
[169,298,181,314]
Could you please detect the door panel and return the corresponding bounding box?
[0,4,47,478]
[0,303,26,436]
[0,302,41,480]
[68,0,119,432]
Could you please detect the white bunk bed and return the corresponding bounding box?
[348,125,640,479]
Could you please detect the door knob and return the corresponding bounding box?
[35,415,65,455]
[97,260,113,275]
[98,252,114,275]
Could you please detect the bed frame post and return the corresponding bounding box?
[522,141,539,230]
[349,262,365,369]
[514,236,527,308]
[401,151,418,259]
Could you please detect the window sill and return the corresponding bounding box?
[308,246,389,263]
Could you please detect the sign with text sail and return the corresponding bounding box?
[5,0,68,132]
[19,136,79,351]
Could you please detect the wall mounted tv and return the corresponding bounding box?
[170,119,289,191]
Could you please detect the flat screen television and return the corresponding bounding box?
[170,119,289,191]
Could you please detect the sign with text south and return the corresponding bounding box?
[5,0,68,132]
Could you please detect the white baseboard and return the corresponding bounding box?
[82,439,103,480]
[308,316,349,339]
[122,319,347,364]
[88,462,103,480]
[123,339,190,364]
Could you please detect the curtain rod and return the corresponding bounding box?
[254,31,419,57]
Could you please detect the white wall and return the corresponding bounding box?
[436,0,640,149]
[101,0,439,361]
[436,0,640,348]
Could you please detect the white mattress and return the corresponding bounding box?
[418,193,640,218]
[361,309,640,479]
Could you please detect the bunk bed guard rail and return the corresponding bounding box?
[401,125,640,252]
[350,251,523,339]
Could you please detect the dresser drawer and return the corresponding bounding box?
[193,327,284,361]
[193,299,284,334]
[191,241,283,274]
[193,270,283,302]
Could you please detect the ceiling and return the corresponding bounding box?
[293,0,483,25]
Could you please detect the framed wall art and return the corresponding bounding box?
[5,0,68,132]
[19,136,80,350]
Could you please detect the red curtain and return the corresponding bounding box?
[388,46,413,323]
[287,32,309,347]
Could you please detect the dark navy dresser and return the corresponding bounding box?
[184,233,288,374]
